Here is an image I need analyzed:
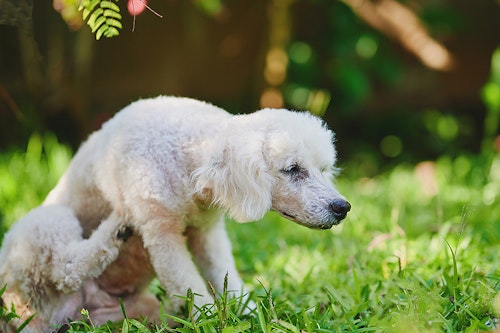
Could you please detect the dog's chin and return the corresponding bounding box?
[276,210,339,230]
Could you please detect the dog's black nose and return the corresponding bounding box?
[329,199,351,221]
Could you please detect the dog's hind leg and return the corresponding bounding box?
[51,211,129,293]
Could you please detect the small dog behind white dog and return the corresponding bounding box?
[0,205,130,332]
[0,96,350,331]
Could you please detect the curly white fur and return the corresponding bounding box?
[0,96,350,330]
[0,205,127,332]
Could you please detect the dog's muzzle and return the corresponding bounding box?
[277,198,351,229]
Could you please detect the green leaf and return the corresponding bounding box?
[78,0,90,11]
[100,0,120,12]
[106,17,123,30]
[164,314,194,328]
[91,15,107,33]
[95,24,108,40]
[121,318,129,333]
[81,0,100,19]
[256,302,268,333]
[105,26,120,38]
[221,321,251,333]
[16,313,36,332]
[273,320,301,333]
[129,319,150,331]
[79,0,122,39]
[0,284,6,296]
[103,8,122,19]
[87,7,104,27]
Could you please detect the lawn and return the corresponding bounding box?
[0,134,499,332]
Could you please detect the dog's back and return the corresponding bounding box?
[43,96,231,236]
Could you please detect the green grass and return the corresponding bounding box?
[228,156,500,333]
[0,133,72,237]
[0,134,499,332]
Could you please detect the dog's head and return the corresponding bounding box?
[193,109,350,228]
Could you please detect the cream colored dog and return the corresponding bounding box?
[1,96,350,330]
[0,205,131,332]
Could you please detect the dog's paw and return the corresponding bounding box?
[117,226,133,242]
[57,266,84,293]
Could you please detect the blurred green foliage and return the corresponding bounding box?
[285,1,403,113]
[482,48,500,153]
[337,41,500,176]
[2,0,494,170]
[0,134,72,238]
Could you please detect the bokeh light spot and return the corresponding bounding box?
[356,35,378,59]
[437,115,459,140]
[289,42,313,65]
[380,135,403,157]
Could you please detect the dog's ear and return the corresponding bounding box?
[192,132,274,222]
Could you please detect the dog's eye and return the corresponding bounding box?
[282,163,301,174]
[281,163,308,180]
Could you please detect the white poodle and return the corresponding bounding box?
[1,96,350,330]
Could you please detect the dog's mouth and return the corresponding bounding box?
[280,210,296,220]
[276,210,336,230]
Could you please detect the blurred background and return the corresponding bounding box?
[0,0,498,174]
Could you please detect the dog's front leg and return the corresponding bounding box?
[140,219,213,313]
[186,218,253,310]
[53,211,127,293]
